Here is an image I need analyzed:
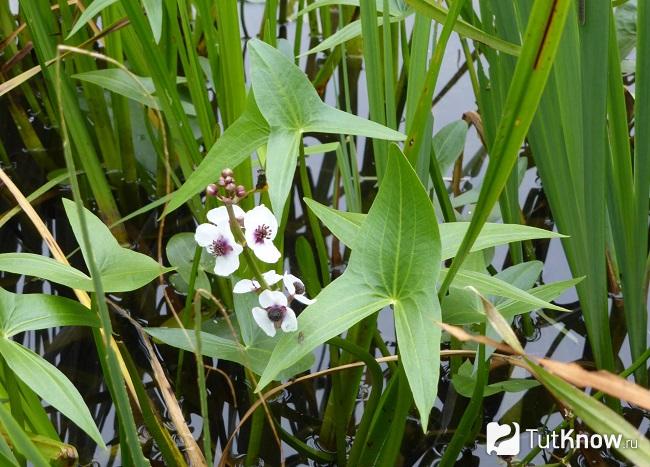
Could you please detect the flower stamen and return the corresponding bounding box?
[209,237,233,257]
[253,224,273,244]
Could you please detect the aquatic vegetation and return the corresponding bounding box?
[0,0,647,465]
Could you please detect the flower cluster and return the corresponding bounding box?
[234,271,315,337]
[193,168,314,337]
[194,203,280,276]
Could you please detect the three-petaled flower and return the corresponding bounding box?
[194,223,243,276]
[244,205,281,263]
[252,290,298,337]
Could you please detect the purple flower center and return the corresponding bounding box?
[253,224,272,244]
[266,304,285,322]
[210,237,233,257]
[293,281,305,295]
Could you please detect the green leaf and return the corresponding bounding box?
[0,253,93,291]
[304,199,563,258]
[163,91,270,216]
[446,269,567,312]
[439,223,564,261]
[72,69,196,116]
[440,0,572,298]
[393,294,441,422]
[0,287,98,337]
[67,0,118,38]
[432,120,468,174]
[529,360,650,466]
[62,198,171,292]
[145,327,313,381]
[0,339,104,448]
[302,16,401,57]
[248,39,404,216]
[405,0,521,55]
[442,277,581,326]
[259,146,442,426]
[142,0,163,43]
[0,404,48,467]
[453,361,539,397]
[303,199,365,248]
[166,233,211,293]
[265,129,302,219]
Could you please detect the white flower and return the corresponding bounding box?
[252,290,298,337]
[194,223,243,276]
[283,273,315,305]
[233,270,283,294]
[207,205,245,227]
[244,205,281,263]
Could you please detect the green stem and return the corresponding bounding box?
[332,337,383,466]
[440,327,487,466]
[298,142,331,285]
[245,403,265,466]
[194,295,213,466]
[225,204,270,289]
[175,246,203,394]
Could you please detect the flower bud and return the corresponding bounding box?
[224,176,234,185]
[226,182,237,192]
[221,168,234,178]
[236,185,247,198]
[218,177,226,187]
[205,183,219,197]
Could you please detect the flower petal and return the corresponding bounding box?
[194,223,220,247]
[206,206,228,225]
[207,205,245,226]
[283,273,302,295]
[214,251,240,276]
[294,294,316,306]
[281,308,298,332]
[244,204,278,239]
[259,290,287,308]
[251,242,281,263]
[233,279,257,294]
[252,307,276,337]
[262,270,283,286]
[231,242,244,255]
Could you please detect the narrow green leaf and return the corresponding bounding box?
[303,199,563,258]
[62,199,171,292]
[440,0,572,296]
[0,253,93,291]
[145,327,313,380]
[530,360,650,465]
[406,0,521,55]
[163,92,270,216]
[0,339,104,448]
[0,287,98,337]
[67,0,118,38]
[142,0,163,42]
[0,404,48,467]
[72,69,197,115]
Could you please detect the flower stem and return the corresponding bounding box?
[225,203,270,289]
